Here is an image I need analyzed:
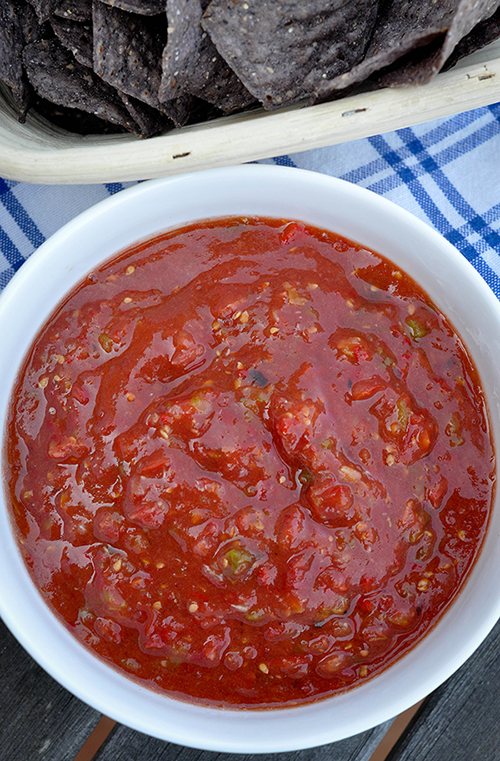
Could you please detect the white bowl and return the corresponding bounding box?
[0,165,499,753]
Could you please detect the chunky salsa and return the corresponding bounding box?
[4,217,495,707]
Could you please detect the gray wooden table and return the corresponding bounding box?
[2,615,499,761]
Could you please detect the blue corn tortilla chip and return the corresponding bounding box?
[51,16,93,67]
[0,0,30,112]
[314,0,500,99]
[376,0,500,87]
[93,2,198,127]
[96,0,165,16]
[33,95,128,132]
[93,3,165,108]
[0,0,41,117]
[433,0,500,76]
[33,4,172,135]
[160,93,199,128]
[160,0,255,113]
[21,0,43,42]
[118,91,173,137]
[8,0,500,139]
[442,6,500,71]
[54,0,92,21]
[26,0,60,22]
[23,37,140,130]
[201,0,380,109]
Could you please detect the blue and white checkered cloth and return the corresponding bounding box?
[1,102,500,299]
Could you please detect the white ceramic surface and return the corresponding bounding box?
[0,165,499,753]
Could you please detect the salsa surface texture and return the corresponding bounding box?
[4,217,495,707]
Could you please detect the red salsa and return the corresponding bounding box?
[4,217,496,707]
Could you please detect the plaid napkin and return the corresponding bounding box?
[1,101,500,299]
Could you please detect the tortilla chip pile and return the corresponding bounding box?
[1,0,500,138]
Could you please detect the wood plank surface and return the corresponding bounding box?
[93,719,391,761]
[0,610,393,761]
[0,618,102,761]
[387,618,500,761]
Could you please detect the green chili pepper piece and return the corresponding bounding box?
[223,548,255,577]
[406,317,429,340]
